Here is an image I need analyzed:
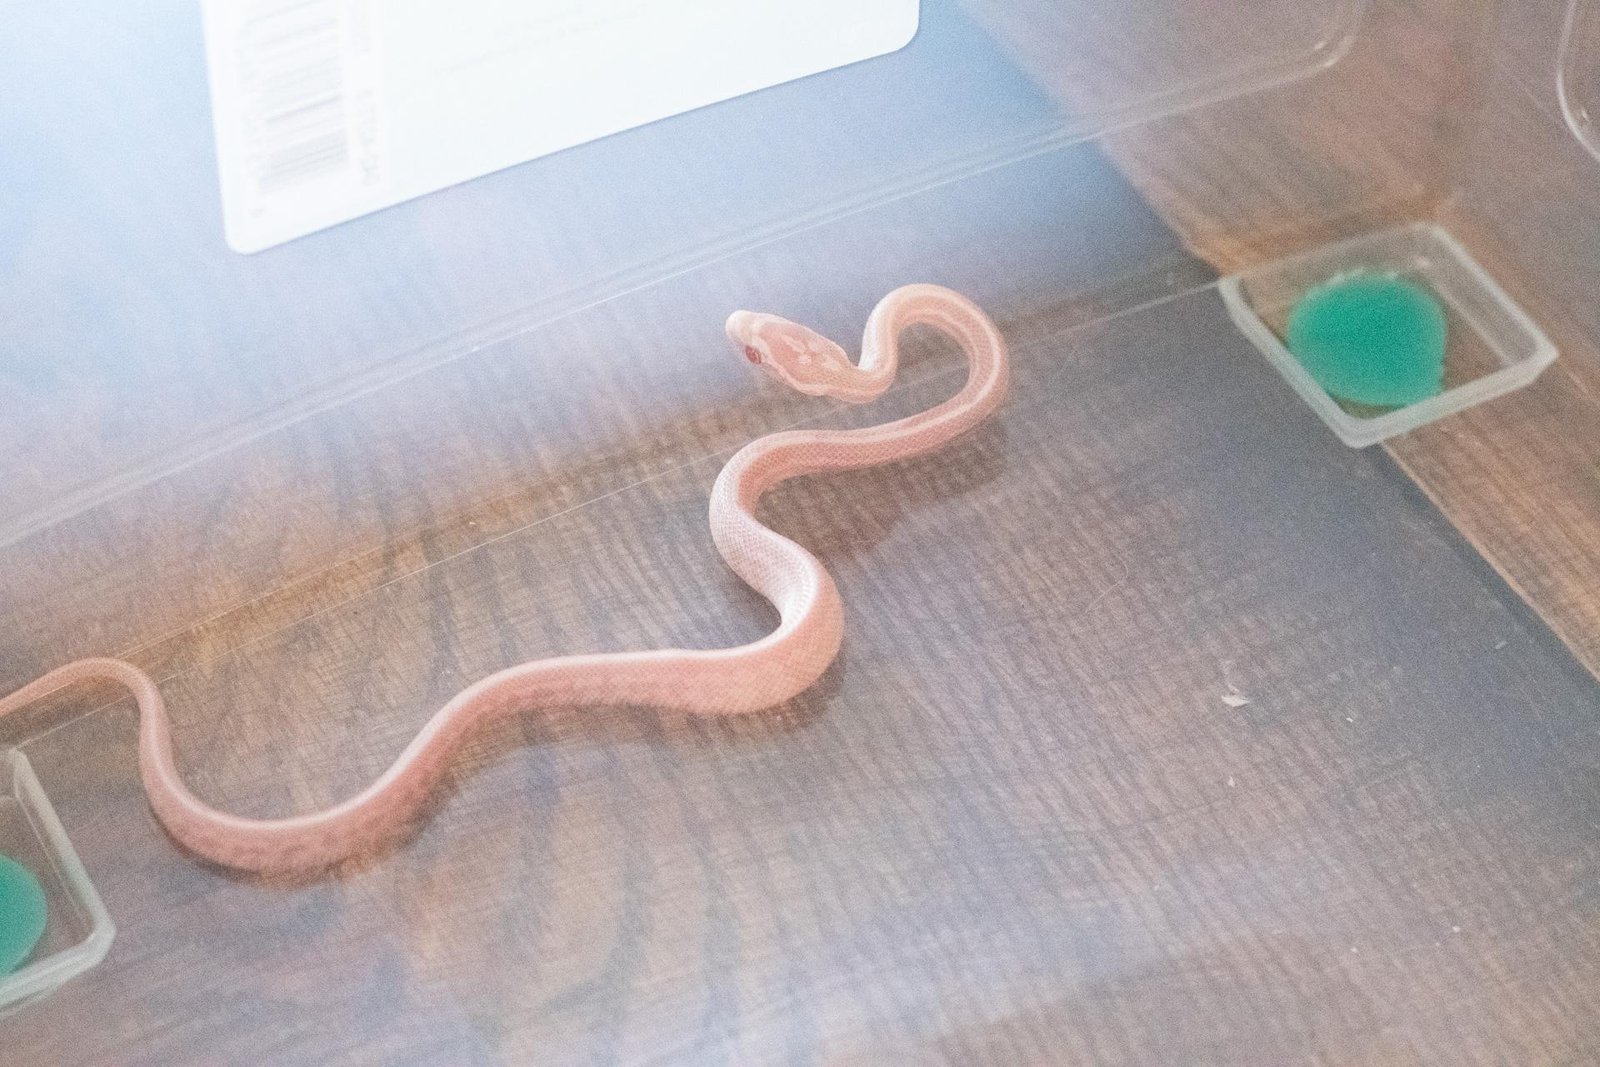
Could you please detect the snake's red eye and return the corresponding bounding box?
[744,345,762,364]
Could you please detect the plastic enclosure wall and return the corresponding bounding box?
[1,0,1596,700]
[1561,0,1600,161]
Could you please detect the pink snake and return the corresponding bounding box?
[0,285,1008,872]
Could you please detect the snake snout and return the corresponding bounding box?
[725,311,758,345]
[725,311,770,369]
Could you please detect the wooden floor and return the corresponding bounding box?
[6,4,1600,1064]
[10,283,1600,1063]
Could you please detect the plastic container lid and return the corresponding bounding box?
[1,0,1363,549]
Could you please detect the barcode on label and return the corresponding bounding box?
[239,0,352,195]
[207,0,385,246]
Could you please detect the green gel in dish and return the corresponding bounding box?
[1287,273,1448,408]
[0,853,48,974]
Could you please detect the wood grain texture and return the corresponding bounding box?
[7,2,1600,1062]
[10,291,1600,1065]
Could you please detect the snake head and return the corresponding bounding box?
[725,310,854,397]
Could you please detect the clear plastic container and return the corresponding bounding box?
[2,0,1402,694]
[5,0,1600,1038]
[1220,223,1558,447]
[0,750,115,1017]
[1561,0,1600,162]
[8,0,1590,576]
[0,0,1361,552]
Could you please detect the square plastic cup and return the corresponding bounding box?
[0,749,114,1017]
[1220,223,1559,447]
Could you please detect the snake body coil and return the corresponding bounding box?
[0,285,1008,872]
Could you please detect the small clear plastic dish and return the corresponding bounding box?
[0,748,114,1017]
[1220,223,1558,447]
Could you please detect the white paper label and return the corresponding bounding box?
[203,0,921,253]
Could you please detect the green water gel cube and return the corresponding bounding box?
[0,853,47,975]
[1287,273,1448,408]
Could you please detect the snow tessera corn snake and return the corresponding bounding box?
[0,285,1008,872]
